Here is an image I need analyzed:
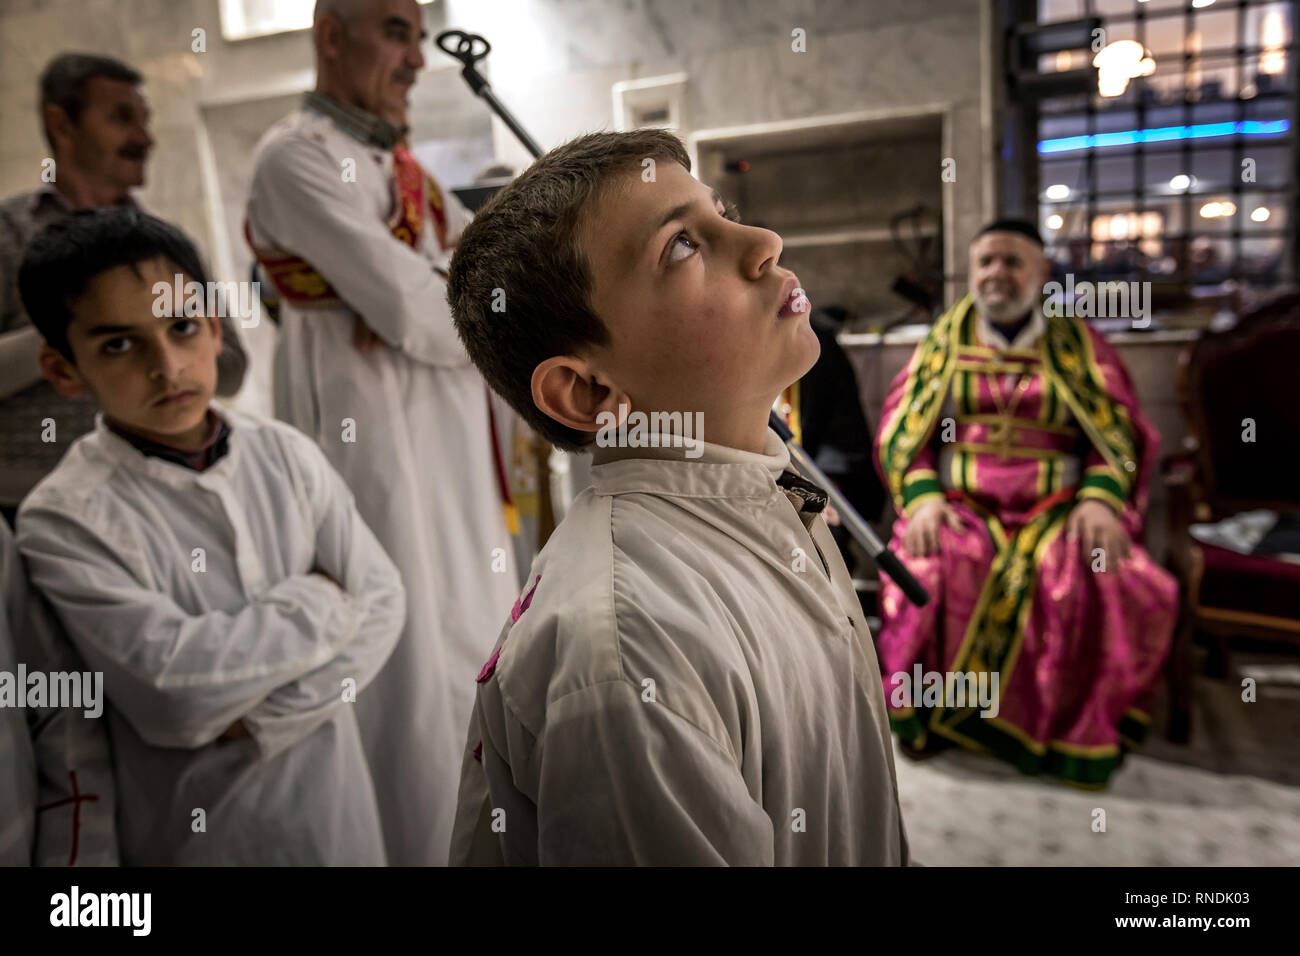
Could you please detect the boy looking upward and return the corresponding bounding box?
[447,130,910,866]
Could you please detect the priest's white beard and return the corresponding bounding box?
[974,280,1041,324]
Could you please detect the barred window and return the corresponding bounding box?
[1025,0,1296,292]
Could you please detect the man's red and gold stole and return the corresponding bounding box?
[244,146,519,536]
[245,145,447,307]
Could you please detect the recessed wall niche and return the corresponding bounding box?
[692,110,946,330]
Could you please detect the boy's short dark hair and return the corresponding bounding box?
[448,129,692,451]
[18,207,210,362]
[40,53,143,150]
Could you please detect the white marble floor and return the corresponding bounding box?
[895,740,1300,866]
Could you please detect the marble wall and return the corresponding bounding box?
[443,0,993,306]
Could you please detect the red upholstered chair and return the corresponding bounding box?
[1162,291,1300,743]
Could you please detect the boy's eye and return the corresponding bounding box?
[668,232,698,264]
[172,318,201,336]
[101,337,132,355]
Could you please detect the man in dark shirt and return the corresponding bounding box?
[775,305,886,577]
[0,53,246,525]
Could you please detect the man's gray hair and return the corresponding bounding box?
[314,0,368,24]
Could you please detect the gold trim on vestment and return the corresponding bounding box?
[949,441,1077,460]
[956,414,1080,437]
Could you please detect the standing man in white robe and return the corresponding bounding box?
[246,0,518,865]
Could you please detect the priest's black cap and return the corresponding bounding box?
[975,218,1044,247]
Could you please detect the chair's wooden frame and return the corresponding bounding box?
[1162,292,1300,743]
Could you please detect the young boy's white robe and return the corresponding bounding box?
[0,523,118,866]
[451,431,911,865]
[246,105,519,865]
[17,408,404,865]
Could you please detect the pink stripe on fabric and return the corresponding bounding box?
[477,575,543,684]
[511,574,542,623]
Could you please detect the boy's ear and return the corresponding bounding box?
[532,356,628,435]
[37,343,88,398]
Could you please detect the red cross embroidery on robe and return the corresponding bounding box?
[36,770,100,866]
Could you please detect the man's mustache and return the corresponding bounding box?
[118,144,150,160]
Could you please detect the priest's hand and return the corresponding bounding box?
[353,316,385,354]
[1066,499,1132,567]
[903,498,961,558]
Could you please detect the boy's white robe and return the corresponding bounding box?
[450,430,911,865]
[17,408,403,865]
[246,106,519,865]
[0,522,118,866]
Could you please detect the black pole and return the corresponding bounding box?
[436,31,544,159]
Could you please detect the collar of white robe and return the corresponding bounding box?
[302,91,407,150]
